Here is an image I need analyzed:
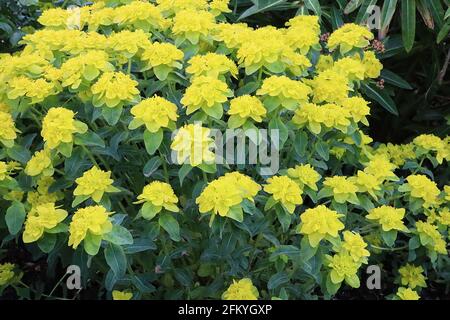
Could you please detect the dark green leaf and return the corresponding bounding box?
[437,21,450,43]
[104,225,134,246]
[304,0,322,16]
[143,157,162,177]
[74,131,105,148]
[315,141,330,161]
[102,106,123,126]
[5,201,26,235]
[6,144,31,164]
[159,213,180,242]
[37,234,57,253]
[268,272,290,290]
[381,0,399,33]
[178,164,192,186]
[361,83,398,115]
[355,0,378,24]
[143,129,163,155]
[401,0,416,52]
[381,69,413,89]
[344,0,363,14]
[104,243,127,278]
[238,0,288,20]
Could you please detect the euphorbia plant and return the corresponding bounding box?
[0,0,448,301]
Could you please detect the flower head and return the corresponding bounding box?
[38,8,76,29]
[366,206,408,232]
[257,76,311,111]
[298,205,345,247]
[396,287,420,300]
[328,23,374,53]
[236,27,311,75]
[86,7,115,31]
[106,30,151,63]
[293,103,351,134]
[308,69,349,104]
[172,9,215,44]
[361,51,382,79]
[287,164,320,191]
[59,50,113,90]
[285,15,320,54]
[135,181,179,218]
[140,42,184,80]
[0,263,18,286]
[413,134,448,164]
[341,97,370,125]
[374,143,415,167]
[332,57,366,82]
[113,1,169,32]
[41,107,87,149]
[351,171,381,199]
[186,53,237,79]
[264,175,303,214]
[129,96,178,133]
[181,76,232,118]
[223,172,261,202]
[398,264,427,289]
[112,290,133,300]
[222,278,259,300]
[341,231,370,264]
[196,172,259,219]
[363,155,398,183]
[74,167,118,203]
[171,123,215,166]
[415,221,447,254]
[404,174,440,208]
[0,110,18,147]
[25,150,53,177]
[7,76,57,104]
[23,203,68,243]
[323,176,358,204]
[227,95,266,128]
[68,205,112,249]
[315,55,334,72]
[91,72,139,108]
[209,0,231,15]
[212,22,252,49]
[326,252,360,287]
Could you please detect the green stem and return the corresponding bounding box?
[80,145,99,167]
[117,199,129,215]
[370,244,409,252]
[257,68,263,83]
[97,154,111,172]
[48,273,68,297]
[202,171,208,184]
[159,151,169,183]
[127,59,132,74]
[54,168,65,175]
[29,111,41,128]
[18,281,70,300]
[412,158,425,174]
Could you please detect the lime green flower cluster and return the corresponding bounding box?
[197,172,260,221]
[0,263,21,287]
